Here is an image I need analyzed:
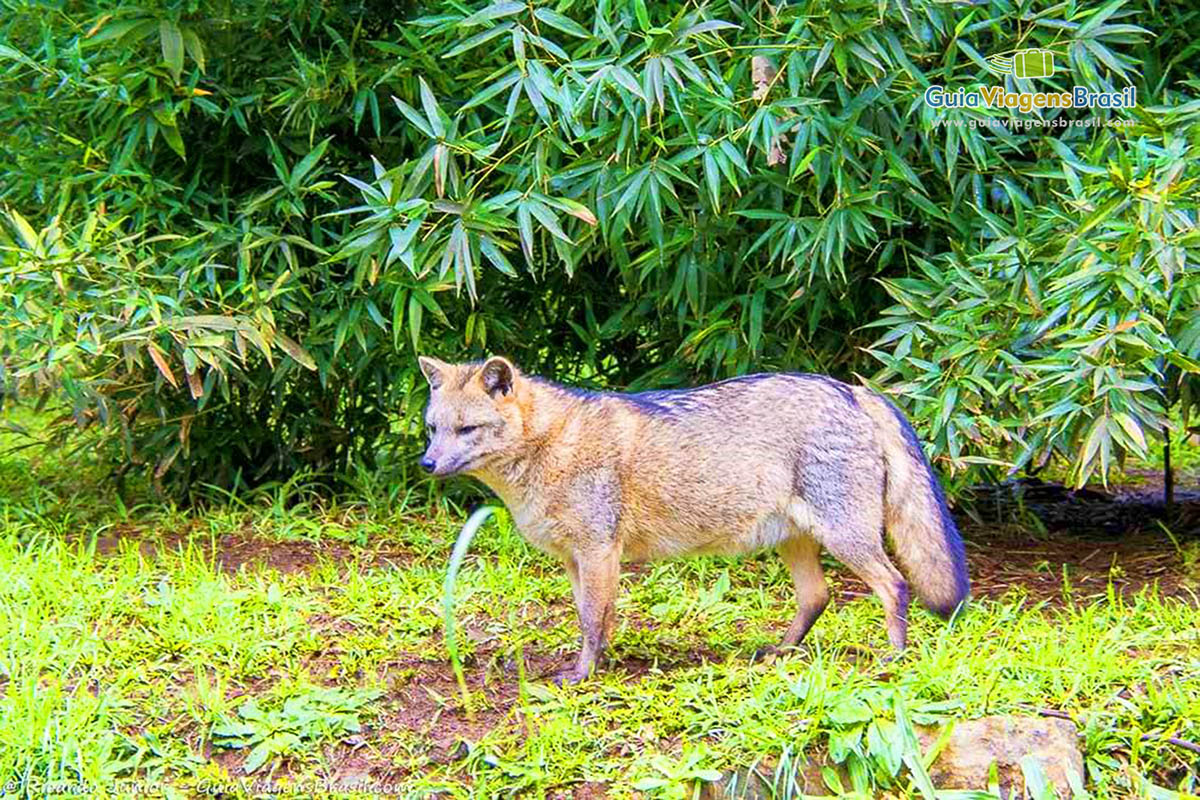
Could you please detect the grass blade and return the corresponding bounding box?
[443,505,498,718]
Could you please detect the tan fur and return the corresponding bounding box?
[419,357,969,683]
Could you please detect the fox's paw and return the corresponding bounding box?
[552,667,590,686]
[752,645,779,663]
[752,644,806,663]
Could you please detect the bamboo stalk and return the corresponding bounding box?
[1163,425,1174,513]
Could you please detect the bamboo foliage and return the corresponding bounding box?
[0,0,1196,494]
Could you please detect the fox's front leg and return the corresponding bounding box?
[558,544,620,684]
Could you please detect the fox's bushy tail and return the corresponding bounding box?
[854,388,970,618]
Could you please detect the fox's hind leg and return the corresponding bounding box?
[776,533,830,650]
[792,444,910,653]
[820,531,910,652]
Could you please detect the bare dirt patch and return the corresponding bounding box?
[83,523,417,575]
[961,479,1199,603]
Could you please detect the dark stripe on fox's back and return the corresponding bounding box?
[624,373,858,417]
[535,371,861,421]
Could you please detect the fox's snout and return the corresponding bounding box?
[419,446,459,476]
[420,437,472,476]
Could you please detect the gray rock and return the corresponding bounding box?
[917,715,1085,798]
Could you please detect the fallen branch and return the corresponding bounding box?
[1026,707,1200,758]
[1141,733,1200,757]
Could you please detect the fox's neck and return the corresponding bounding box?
[472,459,535,512]
[470,378,577,509]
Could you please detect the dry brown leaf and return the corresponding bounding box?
[751,55,777,102]
[146,344,179,389]
[767,132,789,167]
[187,369,203,399]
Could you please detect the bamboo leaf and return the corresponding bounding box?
[460,1,525,27]
[274,333,317,370]
[159,20,184,82]
[418,77,446,138]
[181,27,205,73]
[533,9,590,38]
[392,96,435,139]
[480,236,517,276]
[444,22,514,57]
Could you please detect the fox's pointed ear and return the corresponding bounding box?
[480,356,517,397]
[418,356,449,390]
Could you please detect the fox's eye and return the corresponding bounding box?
[457,425,479,435]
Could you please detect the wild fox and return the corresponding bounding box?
[418,356,969,684]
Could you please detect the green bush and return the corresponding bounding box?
[0,0,1197,496]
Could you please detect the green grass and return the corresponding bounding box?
[1,412,1198,798]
